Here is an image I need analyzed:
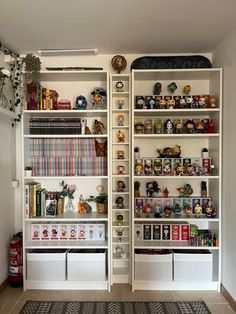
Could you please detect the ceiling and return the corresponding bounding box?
[0,0,236,55]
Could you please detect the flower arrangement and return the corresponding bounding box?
[61,184,76,199]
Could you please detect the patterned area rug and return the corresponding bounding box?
[19,301,211,314]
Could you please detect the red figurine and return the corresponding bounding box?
[163,187,169,198]
[207,119,215,133]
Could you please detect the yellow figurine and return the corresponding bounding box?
[117,130,125,143]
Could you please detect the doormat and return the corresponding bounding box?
[19,301,211,314]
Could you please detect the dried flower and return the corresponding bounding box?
[61,184,76,199]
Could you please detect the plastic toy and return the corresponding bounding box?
[75,95,87,110]
[91,87,106,109]
[117,165,125,175]
[165,119,174,134]
[194,203,202,218]
[135,96,145,109]
[116,81,124,92]
[117,130,125,142]
[93,119,106,134]
[117,150,124,159]
[116,196,124,208]
[205,201,216,218]
[117,180,126,192]
[153,82,162,95]
[177,184,193,197]
[183,84,191,94]
[135,159,143,175]
[117,99,124,109]
[117,114,124,126]
[167,82,177,94]
[157,145,181,158]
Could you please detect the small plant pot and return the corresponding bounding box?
[25,170,32,177]
[134,189,140,197]
[202,152,209,158]
[134,152,140,158]
[96,203,107,214]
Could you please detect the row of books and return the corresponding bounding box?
[29,138,97,157]
[29,117,82,135]
[135,223,190,241]
[29,156,108,176]
[135,157,212,176]
[25,182,63,218]
[31,223,105,241]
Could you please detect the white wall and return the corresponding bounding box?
[0,53,16,284]
[213,28,236,300]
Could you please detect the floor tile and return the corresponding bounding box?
[0,285,23,302]
[0,301,17,314]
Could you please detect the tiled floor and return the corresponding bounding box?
[0,284,235,313]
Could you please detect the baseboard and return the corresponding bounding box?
[221,284,236,312]
[0,278,8,293]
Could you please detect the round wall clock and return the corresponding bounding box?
[111,55,127,73]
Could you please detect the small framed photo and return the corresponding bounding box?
[162,224,171,240]
[134,224,143,241]
[171,224,180,241]
[143,224,152,240]
[41,224,50,240]
[152,224,161,240]
[181,224,190,240]
[45,199,57,217]
[59,224,69,240]
[31,224,41,240]
[50,224,59,240]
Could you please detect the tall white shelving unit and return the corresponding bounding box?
[22,71,111,290]
[131,68,222,291]
[110,74,131,284]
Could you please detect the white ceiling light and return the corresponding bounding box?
[37,49,98,56]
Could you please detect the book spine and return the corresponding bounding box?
[25,184,30,218]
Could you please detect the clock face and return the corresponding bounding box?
[111,55,127,73]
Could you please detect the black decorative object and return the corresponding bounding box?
[131,55,212,70]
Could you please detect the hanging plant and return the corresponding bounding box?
[21,53,41,82]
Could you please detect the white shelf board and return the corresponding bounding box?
[23,110,108,117]
[112,254,129,261]
[39,70,108,82]
[134,108,220,117]
[24,134,108,138]
[25,240,108,249]
[112,109,130,113]
[112,159,129,162]
[113,267,129,276]
[112,92,130,95]
[134,240,219,250]
[112,174,129,178]
[133,175,220,179]
[25,212,108,221]
[134,217,219,222]
[112,223,130,227]
[112,192,130,195]
[112,142,129,145]
[112,208,130,211]
[24,176,108,180]
[112,126,130,129]
[134,134,220,138]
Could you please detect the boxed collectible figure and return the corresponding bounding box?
[154,158,163,175]
[163,158,172,176]
[135,198,144,218]
[31,224,41,240]
[143,224,152,240]
[153,198,163,218]
[191,158,203,176]
[50,224,59,240]
[152,224,161,240]
[144,119,153,134]
[173,198,183,217]
[183,198,192,217]
[134,224,143,241]
[45,199,57,217]
[202,158,211,175]
[201,198,212,214]
[143,198,154,218]
[134,158,144,175]
[77,224,86,239]
[171,224,180,240]
[173,158,183,176]
[59,224,69,240]
[162,224,171,240]
[181,224,190,240]
[145,96,156,109]
[153,119,163,134]
[144,159,154,175]
[86,224,96,240]
[41,224,50,240]
[68,224,78,240]
[135,96,145,109]
[96,224,105,240]
[183,158,194,176]
[192,198,201,215]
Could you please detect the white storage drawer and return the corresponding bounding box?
[135,250,172,281]
[27,249,66,281]
[173,250,213,282]
[67,249,106,281]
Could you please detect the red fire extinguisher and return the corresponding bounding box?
[9,232,23,287]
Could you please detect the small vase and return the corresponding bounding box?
[134,152,140,159]
[65,198,75,213]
